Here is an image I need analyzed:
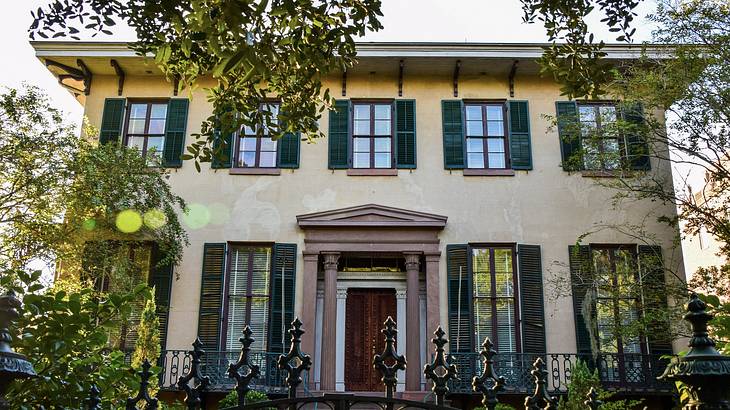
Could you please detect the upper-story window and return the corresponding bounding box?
[578,103,620,171]
[464,103,509,169]
[235,103,280,168]
[352,102,394,169]
[125,101,168,164]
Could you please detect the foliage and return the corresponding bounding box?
[474,404,516,410]
[698,294,730,354]
[218,389,270,409]
[1,269,152,409]
[558,360,642,410]
[131,291,161,397]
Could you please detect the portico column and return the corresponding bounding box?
[425,253,441,344]
[320,252,340,391]
[300,252,319,388]
[404,252,421,391]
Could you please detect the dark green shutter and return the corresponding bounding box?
[328,100,350,169]
[211,129,233,169]
[569,245,594,357]
[277,132,301,168]
[269,243,297,353]
[509,101,533,170]
[442,100,465,169]
[99,98,126,145]
[163,99,189,167]
[518,244,545,354]
[623,103,651,171]
[395,100,417,168]
[556,101,581,171]
[639,245,673,355]
[198,243,226,349]
[447,244,472,352]
[149,244,173,350]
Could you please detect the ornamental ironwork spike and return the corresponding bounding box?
[87,384,101,410]
[584,387,602,410]
[176,338,210,410]
[228,326,261,407]
[277,317,312,400]
[424,326,458,406]
[472,338,505,410]
[0,291,36,410]
[524,357,558,410]
[126,359,159,410]
[373,316,406,400]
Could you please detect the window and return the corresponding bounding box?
[465,103,509,169]
[472,246,519,352]
[578,103,621,171]
[352,102,393,169]
[223,245,272,351]
[235,104,280,168]
[125,102,168,164]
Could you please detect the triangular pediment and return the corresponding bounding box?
[297,204,447,229]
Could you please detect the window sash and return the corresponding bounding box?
[124,101,168,163]
[351,102,393,169]
[578,103,623,171]
[234,104,280,169]
[464,104,509,169]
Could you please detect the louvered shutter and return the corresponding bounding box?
[556,101,581,171]
[211,129,233,169]
[638,245,673,356]
[447,244,472,352]
[518,244,546,354]
[163,98,189,167]
[277,132,301,168]
[622,103,651,171]
[269,243,297,353]
[442,100,465,169]
[569,245,595,357]
[149,244,173,350]
[198,243,226,349]
[328,100,350,169]
[509,101,533,170]
[99,98,126,144]
[395,99,417,168]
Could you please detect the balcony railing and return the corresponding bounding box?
[155,350,673,395]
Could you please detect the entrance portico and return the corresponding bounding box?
[296,204,447,392]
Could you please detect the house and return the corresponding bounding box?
[33,41,685,406]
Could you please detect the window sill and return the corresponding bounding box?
[463,169,515,176]
[346,168,399,176]
[581,170,619,178]
[229,168,282,175]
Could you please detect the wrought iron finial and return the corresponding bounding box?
[685,293,717,354]
[87,384,101,410]
[228,326,261,407]
[373,316,406,400]
[126,359,159,409]
[277,318,312,399]
[472,338,505,410]
[584,387,602,410]
[0,291,36,410]
[524,357,558,410]
[177,338,210,410]
[424,326,458,406]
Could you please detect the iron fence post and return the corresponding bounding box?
[0,291,36,410]
[126,359,159,409]
[228,326,261,407]
[424,326,457,406]
[277,317,312,409]
[373,316,406,404]
[472,338,505,410]
[177,338,210,409]
[524,357,558,410]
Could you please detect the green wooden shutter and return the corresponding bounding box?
[556,101,581,171]
[447,244,472,352]
[395,99,417,168]
[269,243,297,353]
[163,98,189,168]
[638,245,673,355]
[149,244,174,350]
[518,244,546,354]
[277,132,301,169]
[442,100,465,169]
[211,129,233,169]
[198,243,226,349]
[569,245,594,357]
[328,100,350,169]
[509,101,533,170]
[99,98,126,145]
[622,103,651,171]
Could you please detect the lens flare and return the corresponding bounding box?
[82,218,96,231]
[116,209,143,233]
[208,202,231,226]
[183,203,211,230]
[143,209,167,229]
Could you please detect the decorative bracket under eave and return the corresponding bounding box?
[453,60,461,97]
[45,58,92,96]
[508,60,519,98]
[398,60,404,97]
[110,59,125,96]
[341,69,347,97]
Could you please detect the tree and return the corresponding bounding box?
[131,292,161,398]
[557,360,641,410]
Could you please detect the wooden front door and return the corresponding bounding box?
[344,288,397,391]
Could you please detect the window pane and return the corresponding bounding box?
[474,299,493,347]
[374,153,390,168]
[467,153,485,168]
[248,297,270,351]
[374,120,391,136]
[353,105,370,120]
[465,105,482,121]
[466,120,484,136]
[487,138,504,153]
[467,138,484,153]
[250,247,271,294]
[488,153,506,169]
[374,104,391,120]
[487,121,504,136]
[148,119,166,134]
[472,249,491,273]
[579,105,596,122]
[486,105,503,121]
[599,105,617,123]
[353,152,370,168]
[127,119,146,134]
[130,104,148,119]
[147,136,164,155]
[240,151,256,167]
[496,299,517,352]
[128,136,145,151]
[225,296,247,350]
[242,137,257,151]
[596,300,618,353]
[259,152,276,168]
[353,137,370,153]
[243,124,257,136]
[150,104,167,119]
[473,271,491,297]
[260,137,277,152]
[494,249,513,297]
[374,137,391,152]
[354,120,370,136]
[580,121,597,137]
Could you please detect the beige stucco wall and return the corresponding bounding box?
[82,69,685,354]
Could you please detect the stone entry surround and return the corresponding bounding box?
[296,204,447,392]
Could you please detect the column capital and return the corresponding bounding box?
[396,289,407,299]
[322,252,340,270]
[336,288,348,299]
[303,252,319,262]
[404,252,421,271]
[424,252,441,263]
